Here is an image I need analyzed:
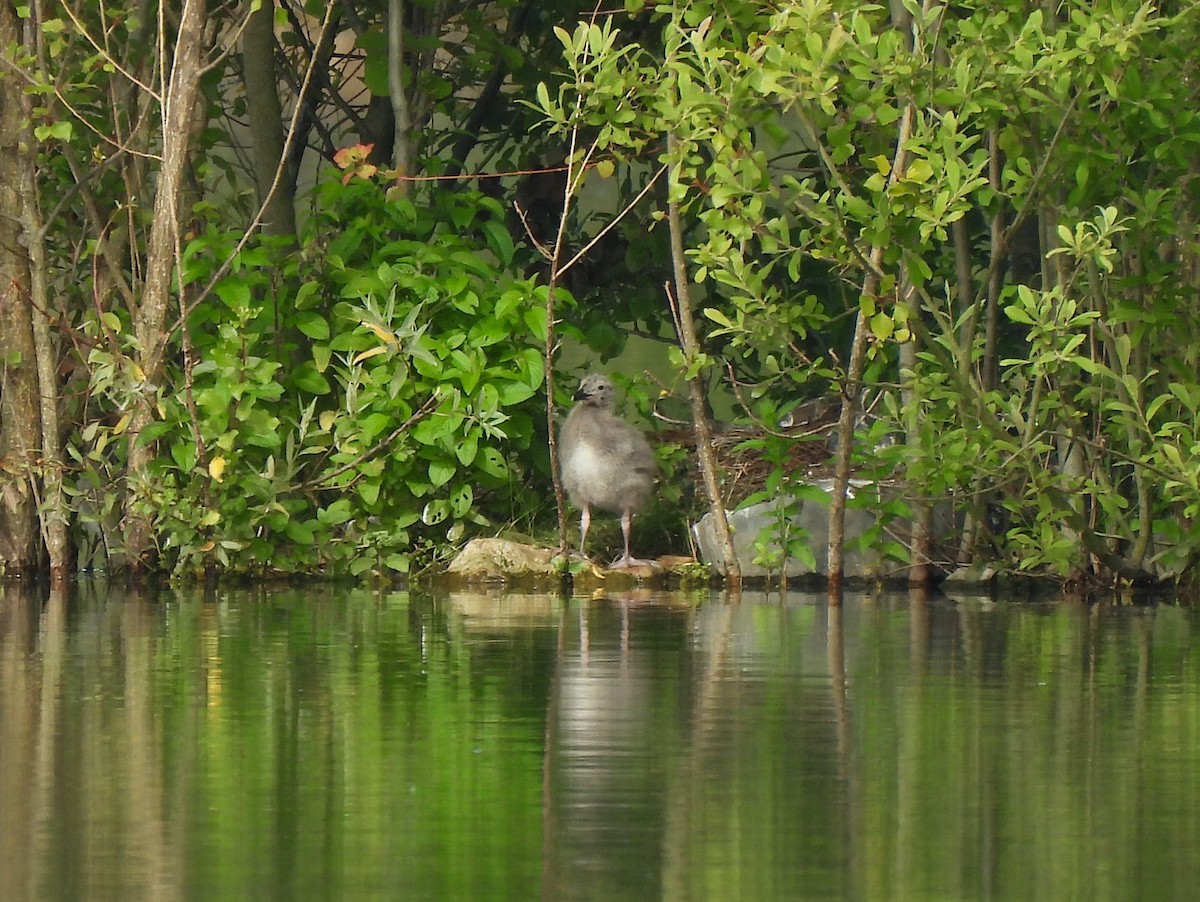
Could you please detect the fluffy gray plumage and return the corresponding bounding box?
[559,374,657,568]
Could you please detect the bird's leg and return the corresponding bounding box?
[609,508,655,570]
[577,505,592,558]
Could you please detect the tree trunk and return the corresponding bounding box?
[828,0,936,590]
[0,2,40,575]
[18,36,69,581]
[123,0,208,570]
[242,0,297,237]
[898,273,932,586]
[666,133,740,584]
[827,139,913,587]
[826,259,879,592]
[387,0,412,186]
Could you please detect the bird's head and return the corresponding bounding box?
[573,373,616,408]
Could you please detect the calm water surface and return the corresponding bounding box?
[2,583,1199,901]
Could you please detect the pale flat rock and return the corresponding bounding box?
[447,538,558,580]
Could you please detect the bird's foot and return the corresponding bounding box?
[607,553,659,571]
[554,550,607,578]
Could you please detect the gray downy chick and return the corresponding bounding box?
[559,374,657,568]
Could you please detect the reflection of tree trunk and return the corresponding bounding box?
[29,587,67,900]
[826,600,861,900]
[894,591,929,900]
[125,592,181,901]
[0,589,39,898]
[124,0,208,568]
[540,598,568,901]
[660,599,734,899]
[242,0,298,237]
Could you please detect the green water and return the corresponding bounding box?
[2,584,1198,901]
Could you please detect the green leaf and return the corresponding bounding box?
[34,120,72,141]
[422,499,449,526]
[384,553,410,573]
[285,519,316,544]
[293,365,331,395]
[319,499,354,526]
[455,432,479,466]
[869,312,894,341]
[1114,333,1131,374]
[1004,304,1034,325]
[313,344,332,372]
[905,159,934,184]
[295,311,330,340]
[449,483,473,519]
[171,442,196,473]
[136,420,175,447]
[497,380,535,406]
[357,480,381,506]
[481,220,515,266]
[703,307,736,329]
[477,447,508,479]
[524,306,548,341]
[294,281,321,309]
[215,279,252,309]
[429,459,456,488]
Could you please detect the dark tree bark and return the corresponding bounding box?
[0,1,41,575]
[242,0,297,236]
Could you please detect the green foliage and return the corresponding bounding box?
[17,0,1200,582]
[530,0,1200,582]
[80,181,547,577]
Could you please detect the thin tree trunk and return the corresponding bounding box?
[828,0,936,591]
[952,209,985,564]
[123,0,207,570]
[963,130,1007,561]
[242,0,297,237]
[665,133,740,585]
[18,37,69,580]
[827,256,880,593]
[898,272,932,586]
[827,116,915,589]
[983,129,1003,393]
[388,0,411,186]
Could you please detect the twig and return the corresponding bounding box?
[307,390,442,490]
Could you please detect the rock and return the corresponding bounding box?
[943,563,998,586]
[446,540,712,589]
[692,478,960,581]
[447,538,559,581]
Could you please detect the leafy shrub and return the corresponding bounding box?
[115,178,550,577]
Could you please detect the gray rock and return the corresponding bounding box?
[693,478,959,580]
